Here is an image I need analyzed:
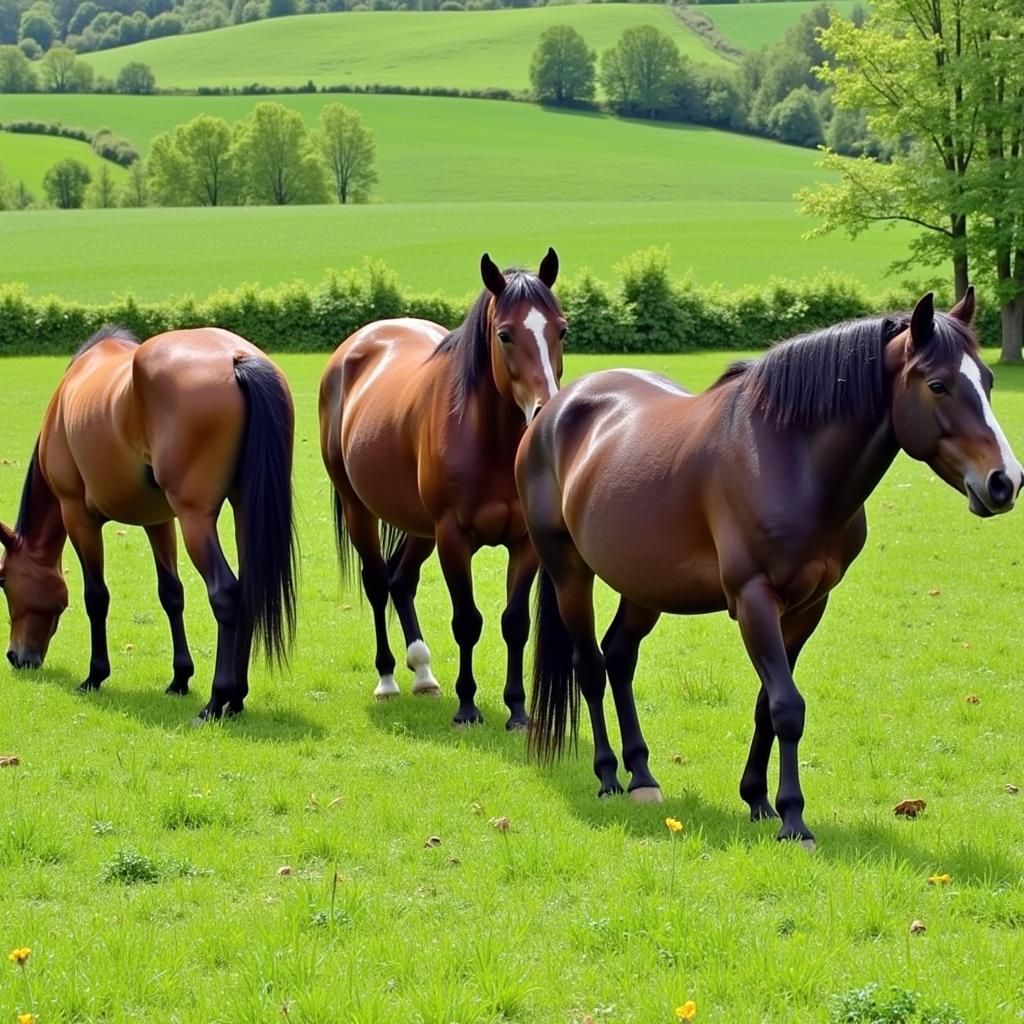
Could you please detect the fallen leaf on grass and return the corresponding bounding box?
[894,799,927,818]
[327,796,343,809]
[909,919,927,935]
[424,835,442,848]
[927,873,951,886]
[115,529,126,537]
[0,756,20,768]
[491,816,510,833]
[671,753,685,765]
[276,866,292,876]
[927,589,941,597]
[470,801,484,815]
[964,694,981,705]
[1006,784,1019,795]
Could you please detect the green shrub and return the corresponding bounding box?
[99,847,160,885]
[831,983,964,1024]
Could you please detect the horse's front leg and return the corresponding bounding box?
[63,506,111,693]
[177,511,243,720]
[500,536,538,730]
[144,522,195,696]
[436,515,483,725]
[734,578,814,847]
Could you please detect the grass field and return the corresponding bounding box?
[1,352,1023,1022]
[80,4,727,93]
[703,0,860,52]
[0,93,915,301]
[0,131,128,196]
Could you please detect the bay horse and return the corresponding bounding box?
[319,249,565,727]
[517,289,1020,847]
[0,326,296,720]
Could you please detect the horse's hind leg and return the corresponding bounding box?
[144,522,194,696]
[176,512,243,720]
[345,501,399,701]
[388,535,440,697]
[501,536,538,731]
[739,597,827,824]
[602,598,662,802]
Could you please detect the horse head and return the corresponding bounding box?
[480,247,566,423]
[889,288,1022,516]
[0,522,68,669]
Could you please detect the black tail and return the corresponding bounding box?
[527,569,578,762]
[233,357,297,665]
[332,490,407,593]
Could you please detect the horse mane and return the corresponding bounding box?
[72,323,139,362]
[431,270,561,412]
[714,311,975,428]
[14,439,41,536]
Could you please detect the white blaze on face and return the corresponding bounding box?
[960,354,1023,491]
[523,306,559,401]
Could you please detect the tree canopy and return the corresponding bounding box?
[529,24,596,106]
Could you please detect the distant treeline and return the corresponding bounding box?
[0,249,980,357]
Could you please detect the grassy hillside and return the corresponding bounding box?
[80,5,728,93]
[0,94,913,300]
[1,352,1023,1023]
[703,0,860,52]
[0,131,128,196]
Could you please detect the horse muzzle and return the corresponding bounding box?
[7,648,42,670]
[965,469,1016,518]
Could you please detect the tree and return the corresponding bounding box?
[0,162,11,210]
[766,85,823,147]
[41,46,95,92]
[529,25,595,106]
[0,0,19,44]
[600,25,681,118]
[0,44,37,91]
[313,102,377,204]
[120,159,148,206]
[84,162,117,207]
[232,101,329,205]
[799,0,1024,360]
[148,115,239,206]
[267,0,295,15]
[19,5,56,50]
[43,158,91,208]
[116,61,155,93]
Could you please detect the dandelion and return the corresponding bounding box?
[8,948,30,965]
[928,873,951,886]
[18,1013,36,1024]
[665,817,683,833]
[665,820,683,896]
[675,1000,697,1020]
[9,948,36,1019]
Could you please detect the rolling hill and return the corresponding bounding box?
[702,0,860,52]
[0,130,128,197]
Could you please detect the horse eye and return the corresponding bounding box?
[928,380,947,395]
[558,327,567,341]
[497,330,512,345]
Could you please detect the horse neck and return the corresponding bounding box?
[21,453,67,564]
[462,334,524,447]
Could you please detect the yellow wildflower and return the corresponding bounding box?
[675,1001,697,1020]
[7,947,31,964]
[927,873,951,886]
[18,1013,36,1024]
[665,818,683,834]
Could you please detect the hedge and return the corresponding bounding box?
[0,250,987,357]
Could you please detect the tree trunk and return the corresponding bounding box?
[950,213,969,299]
[1000,296,1023,363]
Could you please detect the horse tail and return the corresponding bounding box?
[233,356,297,666]
[527,568,578,762]
[331,489,406,592]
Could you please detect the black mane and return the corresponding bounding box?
[717,311,976,428]
[14,440,40,536]
[431,270,560,412]
[73,323,139,362]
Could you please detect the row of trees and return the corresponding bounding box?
[0,44,153,90]
[528,9,875,153]
[0,101,378,210]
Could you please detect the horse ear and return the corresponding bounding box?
[538,247,559,288]
[909,292,935,350]
[0,522,17,550]
[480,253,506,297]
[950,285,975,325]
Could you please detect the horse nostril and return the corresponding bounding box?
[988,469,1014,507]
[6,649,16,668]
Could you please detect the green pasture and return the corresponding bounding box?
[0,93,915,301]
[703,0,860,52]
[80,4,726,93]
[0,131,128,196]
[2,351,1024,1022]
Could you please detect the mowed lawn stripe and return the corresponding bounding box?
[80,4,729,93]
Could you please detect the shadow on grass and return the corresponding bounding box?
[363,689,1022,886]
[9,664,326,741]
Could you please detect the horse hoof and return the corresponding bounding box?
[77,680,101,694]
[374,675,400,701]
[628,787,664,804]
[453,712,484,727]
[165,683,189,697]
[505,715,529,732]
[411,680,441,698]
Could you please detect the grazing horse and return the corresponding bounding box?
[0,326,296,720]
[517,290,1020,846]
[319,249,565,727]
